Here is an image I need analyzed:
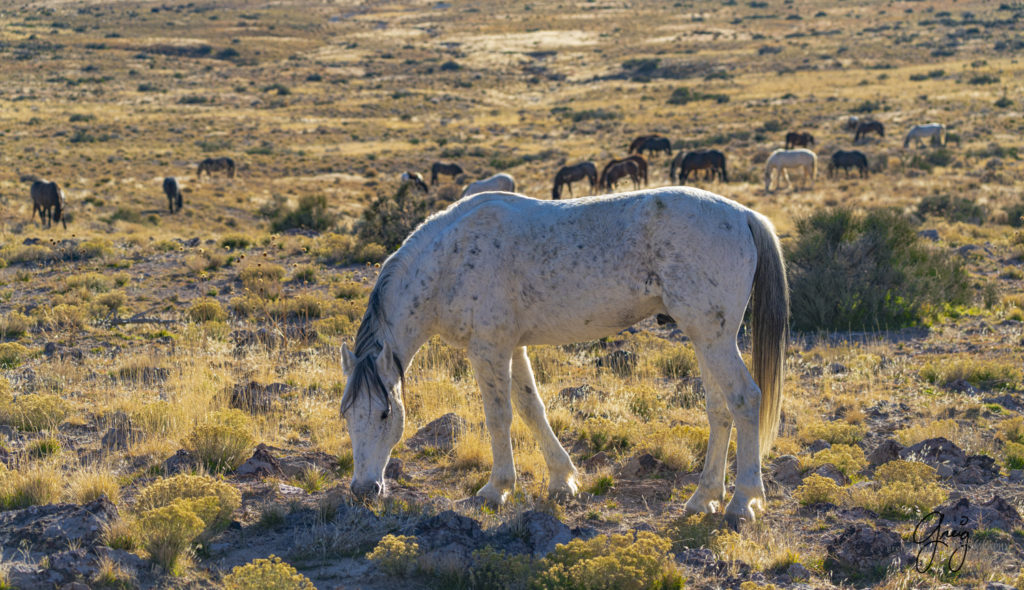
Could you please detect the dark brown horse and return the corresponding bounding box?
[785,132,815,150]
[430,162,463,185]
[600,155,647,189]
[632,135,672,157]
[552,162,597,200]
[828,150,869,179]
[678,150,727,183]
[163,177,183,213]
[854,120,884,142]
[602,160,640,191]
[401,171,429,193]
[628,134,661,153]
[197,157,236,179]
[30,180,67,229]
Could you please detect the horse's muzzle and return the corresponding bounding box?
[351,479,384,499]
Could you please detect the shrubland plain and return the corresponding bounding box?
[1,0,1024,588]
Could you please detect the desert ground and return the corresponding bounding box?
[1,0,1024,588]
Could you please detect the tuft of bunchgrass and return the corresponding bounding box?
[185,409,255,474]
[186,298,228,323]
[1,393,69,432]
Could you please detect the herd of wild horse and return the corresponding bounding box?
[27,119,948,229]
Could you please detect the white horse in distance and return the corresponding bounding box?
[764,149,817,192]
[461,173,515,198]
[340,187,789,525]
[904,123,946,148]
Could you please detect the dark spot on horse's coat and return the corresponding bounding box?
[493,239,501,249]
[656,198,665,210]
[469,247,480,255]
[715,309,726,329]
[472,295,478,301]
[577,244,584,249]
[524,386,532,394]
[719,221,732,231]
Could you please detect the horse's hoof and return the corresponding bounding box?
[475,482,511,507]
[683,498,721,516]
[724,512,748,531]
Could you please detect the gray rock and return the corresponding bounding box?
[558,383,603,403]
[935,496,1024,533]
[867,438,904,467]
[582,451,611,471]
[899,437,966,475]
[491,510,571,557]
[0,497,118,558]
[825,523,907,580]
[918,229,939,241]
[162,448,198,475]
[235,443,284,477]
[230,381,291,413]
[406,413,466,452]
[385,457,404,480]
[787,562,811,581]
[771,455,803,487]
[618,453,669,479]
[278,450,339,478]
[811,463,849,486]
[807,439,832,454]
[954,455,999,485]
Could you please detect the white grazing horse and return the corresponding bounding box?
[340,187,789,525]
[461,173,515,198]
[904,123,946,148]
[764,149,817,192]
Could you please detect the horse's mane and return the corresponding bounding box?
[341,193,518,415]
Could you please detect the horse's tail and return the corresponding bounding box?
[746,212,789,458]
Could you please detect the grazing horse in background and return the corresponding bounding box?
[197,157,236,179]
[30,180,67,229]
[903,123,946,148]
[765,149,817,192]
[163,177,183,213]
[854,120,885,142]
[339,188,788,526]
[430,162,464,185]
[678,150,727,183]
[600,155,647,189]
[602,160,640,191]
[629,134,661,153]
[462,173,515,198]
[784,132,815,150]
[401,171,429,193]
[828,150,869,179]
[632,135,672,157]
[552,162,597,199]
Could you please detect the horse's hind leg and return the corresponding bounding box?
[469,344,517,505]
[690,337,766,525]
[511,347,578,498]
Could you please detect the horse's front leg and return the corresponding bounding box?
[510,347,578,498]
[469,345,516,505]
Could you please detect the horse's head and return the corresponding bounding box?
[341,342,405,500]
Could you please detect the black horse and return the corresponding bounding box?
[430,162,463,185]
[854,120,885,142]
[678,150,727,183]
[632,135,672,157]
[30,180,67,229]
[785,132,815,150]
[163,177,183,213]
[600,155,647,189]
[828,150,869,179]
[197,157,236,179]
[552,162,598,199]
[602,160,640,191]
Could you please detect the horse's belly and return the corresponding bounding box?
[516,296,666,345]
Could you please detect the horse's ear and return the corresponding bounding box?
[341,343,357,376]
[375,342,400,385]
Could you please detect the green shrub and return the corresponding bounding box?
[0,342,30,369]
[367,534,420,577]
[920,358,1020,390]
[26,435,61,459]
[794,473,844,506]
[135,473,241,536]
[916,194,986,224]
[135,500,206,574]
[187,298,227,323]
[1000,416,1024,444]
[266,293,324,321]
[1005,441,1024,470]
[290,264,318,284]
[185,410,255,473]
[850,460,947,518]
[313,234,386,266]
[356,183,436,252]
[1,393,69,432]
[799,422,865,445]
[223,555,315,590]
[803,444,867,478]
[267,194,337,233]
[220,234,252,250]
[786,208,971,331]
[0,463,63,509]
[533,531,684,589]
